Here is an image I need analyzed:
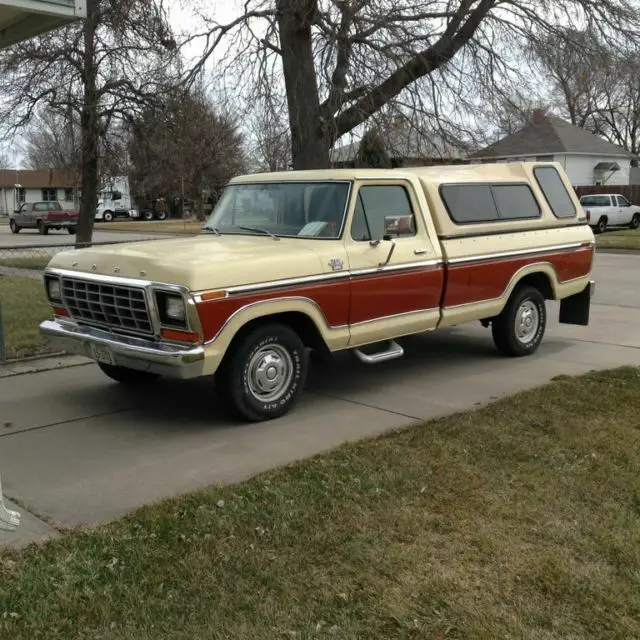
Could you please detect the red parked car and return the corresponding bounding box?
[10,201,79,235]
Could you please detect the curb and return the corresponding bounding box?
[0,353,93,378]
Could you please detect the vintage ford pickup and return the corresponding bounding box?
[40,162,596,421]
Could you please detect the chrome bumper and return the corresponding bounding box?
[590,279,596,296]
[40,319,205,379]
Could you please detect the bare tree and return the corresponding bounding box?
[182,0,640,170]
[249,100,292,172]
[0,0,177,243]
[23,110,82,172]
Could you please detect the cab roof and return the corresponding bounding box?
[230,161,558,186]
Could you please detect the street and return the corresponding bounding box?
[0,222,175,247]
[1,251,638,546]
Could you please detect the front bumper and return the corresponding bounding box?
[40,319,205,379]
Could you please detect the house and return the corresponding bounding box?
[331,119,469,168]
[470,109,638,187]
[0,169,80,216]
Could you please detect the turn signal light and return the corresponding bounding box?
[201,290,227,301]
[160,328,201,343]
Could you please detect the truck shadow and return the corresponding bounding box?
[106,327,575,430]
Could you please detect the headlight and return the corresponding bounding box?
[156,291,187,327]
[46,277,62,302]
[166,296,185,322]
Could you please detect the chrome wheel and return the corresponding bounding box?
[515,300,540,344]
[246,345,294,403]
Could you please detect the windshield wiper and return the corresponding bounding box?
[202,226,221,235]
[237,225,280,241]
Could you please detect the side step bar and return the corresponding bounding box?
[352,340,404,364]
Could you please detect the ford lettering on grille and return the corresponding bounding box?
[61,277,153,335]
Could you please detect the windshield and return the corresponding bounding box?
[580,195,610,207]
[205,181,351,239]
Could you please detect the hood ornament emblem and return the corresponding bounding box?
[113,267,121,274]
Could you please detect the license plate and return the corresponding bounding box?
[90,344,116,366]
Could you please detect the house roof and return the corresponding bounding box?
[0,169,79,189]
[471,114,635,160]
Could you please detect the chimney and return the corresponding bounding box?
[532,108,548,125]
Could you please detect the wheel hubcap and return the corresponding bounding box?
[515,300,540,344]
[247,345,294,403]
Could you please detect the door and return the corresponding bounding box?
[345,180,444,346]
[616,195,632,224]
[31,202,48,228]
[14,203,28,226]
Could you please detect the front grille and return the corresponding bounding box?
[61,277,153,335]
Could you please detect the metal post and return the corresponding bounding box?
[0,299,5,363]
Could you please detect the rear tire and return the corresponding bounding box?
[37,220,49,235]
[155,210,167,221]
[68,226,76,235]
[97,362,160,385]
[595,217,607,234]
[143,210,154,221]
[492,285,547,357]
[630,213,640,230]
[215,323,308,422]
[9,219,20,234]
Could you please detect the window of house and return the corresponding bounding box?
[42,188,57,202]
[17,188,25,203]
[350,184,416,241]
[64,187,75,201]
[533,166,577,218]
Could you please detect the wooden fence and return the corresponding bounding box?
[574,184,640,204]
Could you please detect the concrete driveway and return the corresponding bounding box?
[1,252,638,546]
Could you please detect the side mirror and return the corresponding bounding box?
[384,214,415,237]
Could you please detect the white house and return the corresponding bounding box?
[470,110,638,187]
[0,169,80,216]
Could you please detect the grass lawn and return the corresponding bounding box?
[1,368,640,639]
[595,228,640,250]
[0,275,52,359]
[0,256,52,271]
[96,219,201,234]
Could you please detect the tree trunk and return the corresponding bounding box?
[76,0,99,247]
[276,0,330,170]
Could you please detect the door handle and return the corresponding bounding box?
[414,248,429,255]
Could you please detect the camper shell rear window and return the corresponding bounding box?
[439,183,541,224]
[533,166,577,219]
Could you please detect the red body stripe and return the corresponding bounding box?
[349,267,444,324]
[195,248,592,341]
[443,246,593,308]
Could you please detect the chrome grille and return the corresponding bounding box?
[61,277,153,335]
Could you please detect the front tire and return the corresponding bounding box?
[155,210,167,221]
[216,323,308,422]
[9,219,20,234]
[97,362,160,385]
[103,211,114,222]
[143,210,154,221]
[492,285,547,357]
[630,213,640,230]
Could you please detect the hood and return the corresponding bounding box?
[46,234,327,291]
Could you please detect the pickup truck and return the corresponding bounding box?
[10,201,79,235]
[579,193,640,233]
[40,161,596,422]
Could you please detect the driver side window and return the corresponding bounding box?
[350,184,416,242]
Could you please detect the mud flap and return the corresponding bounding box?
[559,280,595,326]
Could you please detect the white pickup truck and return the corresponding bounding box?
[579,193,640,233]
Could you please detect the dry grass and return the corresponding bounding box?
[95,219,201,234]
[0,275,52,359]
[1,367,640,638]
[596,228,640,250]
[0,256,52,271]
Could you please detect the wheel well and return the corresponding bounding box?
[224,311,332,359]
[516,272,554,300]
[598,214,608,222]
